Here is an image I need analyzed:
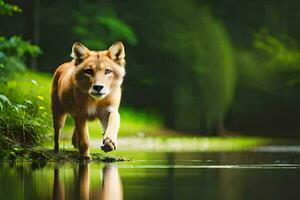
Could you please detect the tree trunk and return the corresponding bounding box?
[30,0,40,69]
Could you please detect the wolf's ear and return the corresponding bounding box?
[71,42,89,60]
[108,42,125,66]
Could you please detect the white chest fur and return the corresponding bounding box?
[106,105,115,113]
[87,104,98,117]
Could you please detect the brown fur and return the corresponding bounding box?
[51,42,125,158]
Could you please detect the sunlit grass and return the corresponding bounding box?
[62,107,163,139]
[7,70,52,104]
[0,71,52,148]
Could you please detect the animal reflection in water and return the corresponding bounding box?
[53,163,123,200]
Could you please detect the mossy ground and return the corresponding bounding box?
[0,147,131,162]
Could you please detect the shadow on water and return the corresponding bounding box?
[1,150,300,200]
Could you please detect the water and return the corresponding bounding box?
[1,150,300,200]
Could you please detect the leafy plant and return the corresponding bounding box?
[73,3,137,49]
[0,0,42,78]
[237,30,300,93]
[254,31,300,88]
[0,36,41,59]
[0,1,48,149]
[0,36,42,78]
[0,94,10,110]
[0,81,51,149]
[0,0,21,16]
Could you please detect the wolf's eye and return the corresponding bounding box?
[84,68,93,75]
[105,69,112,74]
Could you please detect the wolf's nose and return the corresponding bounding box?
[93,84,104,92]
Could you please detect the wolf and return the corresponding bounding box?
[51,42,125,159]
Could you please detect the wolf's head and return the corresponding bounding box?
[71,42,126,100]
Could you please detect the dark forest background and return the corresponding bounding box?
[1,0,300,137]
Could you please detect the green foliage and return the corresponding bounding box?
[0,36,41,58]
[0,73,51,149]
[0,35,41,78]
[0,0,42,77]
[0,1,48,148]
[0,95,50,148]
[0,94,10,110]
[254,31,300,88]
[237,30,300,93]
[194,9,235,132]
[160,4,235,133]
[73,3,137,49]
[0,56,25,76]
[0,0,21,16]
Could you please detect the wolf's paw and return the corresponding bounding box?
[101,138,116,153]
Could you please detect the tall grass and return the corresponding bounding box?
[0,72,51,148]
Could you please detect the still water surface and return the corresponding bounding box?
[1,150,300,200]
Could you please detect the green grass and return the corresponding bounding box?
[62,107,164,139]
[6,70,52,103]
[0,71,52,148]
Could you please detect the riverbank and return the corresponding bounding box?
[0,147,130,162]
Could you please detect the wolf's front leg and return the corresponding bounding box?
[101,111,120,152]
[74,117,90,159]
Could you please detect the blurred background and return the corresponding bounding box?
[0,0,300,143]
